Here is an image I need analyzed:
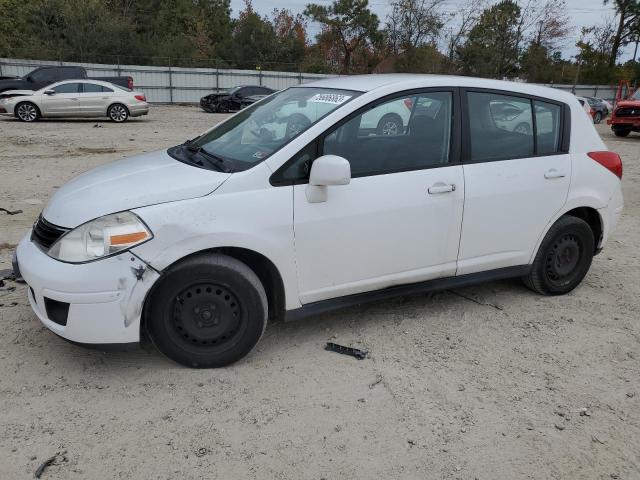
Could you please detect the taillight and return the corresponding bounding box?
[134,94,146,102]
[588,151,623,179]
[404,98,413,110]
[128,77,133,89]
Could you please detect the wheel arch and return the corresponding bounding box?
[15,100,41,118]
[107,102,130,116]
[142,247,287,336]
[530,203,605,264]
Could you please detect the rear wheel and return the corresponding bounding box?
[145,254,268,368]
[15,102,40,122]
[108,103,129,122]
[524,216,594,295]
[613,129,631,137]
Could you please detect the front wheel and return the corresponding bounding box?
[15,102,40,122]
[593,111,602,124]
[523,216,594,295]
[108,103,129,122]
[145,254,268,368]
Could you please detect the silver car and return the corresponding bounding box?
[0,79,149,122]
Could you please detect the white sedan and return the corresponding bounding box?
[0,79,149,122]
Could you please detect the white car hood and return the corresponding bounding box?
[43,150,231,227]
[1,89,34,95]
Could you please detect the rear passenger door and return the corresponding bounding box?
[288,90,465,304]
[457,89,570,275]
[78,83,114,115]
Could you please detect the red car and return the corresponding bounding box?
[607,83,640,137]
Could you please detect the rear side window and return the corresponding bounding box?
[535,101,562,155]
[468,92,534,161]
[82,83,113,93]
[52,83,82,93]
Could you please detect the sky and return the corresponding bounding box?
[229,0,637,60]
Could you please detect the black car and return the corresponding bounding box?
[585,97,608,124]
[0,66,133,93]
[200,85,275,113]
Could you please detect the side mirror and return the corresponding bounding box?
[306,155,351,203]
[26,76,33,82]
[44,89,56,95]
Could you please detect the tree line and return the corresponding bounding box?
[1,0,639,85]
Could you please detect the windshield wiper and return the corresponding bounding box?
[181,140,232,173]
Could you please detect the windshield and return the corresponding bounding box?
[169,87,359,172]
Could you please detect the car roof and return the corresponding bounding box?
[51,79,119,88]
[299,74,576,104]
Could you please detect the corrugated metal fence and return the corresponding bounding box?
[0,57,335,103]
[0,57,617,103]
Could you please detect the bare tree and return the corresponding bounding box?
[444,0,485,60]
[386,0,445,55]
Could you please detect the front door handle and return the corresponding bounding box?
[428,183,455,194]
[544,169,566,179]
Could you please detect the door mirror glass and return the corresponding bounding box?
[44,89,56,95]
[309,155,351,186]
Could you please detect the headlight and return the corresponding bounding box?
[48,211,152,263]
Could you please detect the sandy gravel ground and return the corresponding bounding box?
[0,106,638,480]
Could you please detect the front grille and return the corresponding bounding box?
[31,215,69,250]
[615,107,640,118]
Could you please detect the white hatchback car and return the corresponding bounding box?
[14,74,624,368]
[0,79,149,122]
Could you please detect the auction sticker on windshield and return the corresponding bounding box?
[309,93,352,105]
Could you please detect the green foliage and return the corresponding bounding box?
[304,0,380,73]
[456,0,522,78]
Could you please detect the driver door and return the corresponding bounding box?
[41,82,82,116]
[290,90,465,304]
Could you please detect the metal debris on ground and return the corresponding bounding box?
[0,207,23,215]
[325,342,368,360]
[34,450,67,478]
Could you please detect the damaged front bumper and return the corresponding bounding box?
[15,232,159,345]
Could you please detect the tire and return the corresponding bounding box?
[108,103,129,122]
[614,129,630,137]
[145,253,268,368]
[523,216,595,295]
[513,122,531,134]
[593,111,602,124]
[376,113,403,136]
[15,102,40,122]
[215,102,228,113]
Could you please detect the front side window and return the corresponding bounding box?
[322,91,453,177]
[170,87,359,172]
[52,83,82,94]
[468,92,534,161]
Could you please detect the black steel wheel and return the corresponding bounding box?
[145,254,268,368]
[524,216,594,295]
[15,102,40,122]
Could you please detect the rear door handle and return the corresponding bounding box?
[428,183,455,194]
[544,169,566,179]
